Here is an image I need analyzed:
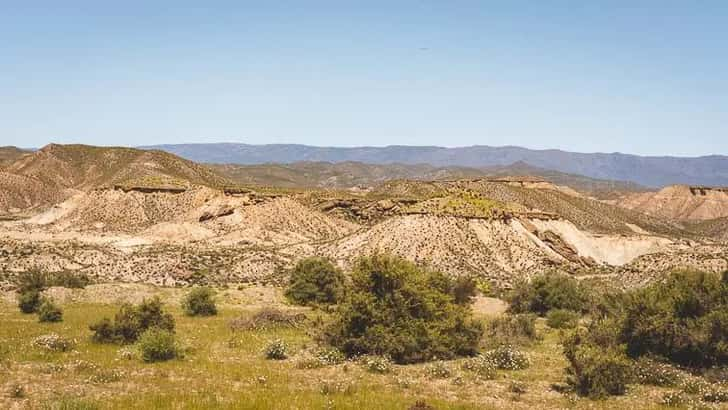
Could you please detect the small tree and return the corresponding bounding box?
[285,257,345,306]
[182,287,217,316]
[37,298,63,322]
[324,254,483,364]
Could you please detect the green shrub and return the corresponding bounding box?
[38,298,63,323]
[285,257,345,306]
[563,330,631,399]
[507,272,588,316]
[264,339,288,360]
[621,270,728,367]
[485,313,538,347]
[323,254,483,364]
[18,290,42,313]
[546,309,580,329]
[138,328,179,363]
[90,297,175,344]
[182,287,217,316]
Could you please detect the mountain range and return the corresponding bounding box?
[142,143,728,188]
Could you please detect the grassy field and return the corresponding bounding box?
[1,285,678,409]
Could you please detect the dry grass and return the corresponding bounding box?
[0,284,688,410]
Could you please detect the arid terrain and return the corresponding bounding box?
[1,144,725,291]
[2,144,728,409]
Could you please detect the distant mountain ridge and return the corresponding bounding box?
[211,160,646,198]
[141,143,728,188]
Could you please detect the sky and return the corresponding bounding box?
[1,1,726,156]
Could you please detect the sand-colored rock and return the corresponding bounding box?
[613,184,728,221]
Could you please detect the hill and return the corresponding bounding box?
[142,143,728,187]
[611,185,728,221]
[0,146,29,168]
[684,217,728,241]
[0,171,65,215]
[0,144,233,215]
[8,144,230,190]
[360,179,684,237]
[211,160,646,199]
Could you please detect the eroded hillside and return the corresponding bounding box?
[611,184,728,221]
[1,145,725,291]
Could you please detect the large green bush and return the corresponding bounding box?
[323,254,483,364]
[90,297,175,344]
[507,272,588,316]
[621,270,728,367]
[563,329,632,399]
[138,328,180,362]
[182,287,217,316]
[285,257,346,306]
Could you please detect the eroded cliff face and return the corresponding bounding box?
[611,185,728,221]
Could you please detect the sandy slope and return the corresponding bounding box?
[612,185,728,220]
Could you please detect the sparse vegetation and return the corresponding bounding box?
[424,361,453,379]
[229,308,306,331]
[285,257,346,306]
[15,269,90,291]
[181,287,217,316]
[461,355,497,379]
[324,254,483,364]
[484,313,538,347]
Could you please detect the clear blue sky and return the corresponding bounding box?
[1,1,726,156]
